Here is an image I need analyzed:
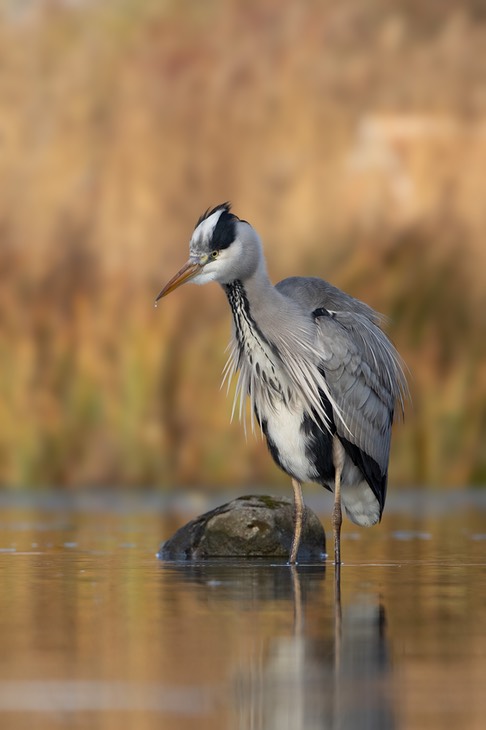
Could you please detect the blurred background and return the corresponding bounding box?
[0,0,485,491]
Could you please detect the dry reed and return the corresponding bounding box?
[0,0,485,488]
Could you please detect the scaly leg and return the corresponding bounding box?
[332,437,345,566]
[289,478,304,564]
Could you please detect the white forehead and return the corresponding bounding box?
[191,208,224,247]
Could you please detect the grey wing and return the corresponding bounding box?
[276,276,382,323]
[276,276,407,509]
[316,309,406,509]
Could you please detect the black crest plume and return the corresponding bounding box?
[196,202,238,251]
[196,201,232,227]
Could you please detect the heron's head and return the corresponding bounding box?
[155,203,263,301]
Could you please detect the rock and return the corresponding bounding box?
[158,495,326,561]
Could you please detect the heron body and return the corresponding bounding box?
[156,203,406,564]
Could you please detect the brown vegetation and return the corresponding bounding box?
[0,0,485,488]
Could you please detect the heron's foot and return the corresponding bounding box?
[332,501,342,566]
[289,510,305,564]
[289,535,299,565]
[289,479,305,565]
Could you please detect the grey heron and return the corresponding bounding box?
[156,203,406,565]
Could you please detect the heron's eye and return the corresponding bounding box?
[210,250,219,259]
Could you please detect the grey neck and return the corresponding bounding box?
[223,267,280,359]
[223,263,276,313]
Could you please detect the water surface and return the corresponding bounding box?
[0,489,484,729]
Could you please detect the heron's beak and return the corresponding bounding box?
[155,260,203,302]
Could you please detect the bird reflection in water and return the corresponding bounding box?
[233,566,394,730]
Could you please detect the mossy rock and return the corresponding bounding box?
[158,495,326,561]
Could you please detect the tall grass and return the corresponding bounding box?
[0,0,485,488]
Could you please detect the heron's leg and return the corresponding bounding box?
[332,437,345,566]
[289,478,304,564]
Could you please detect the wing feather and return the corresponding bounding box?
[276,275,407,508]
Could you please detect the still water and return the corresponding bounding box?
[0,489,484,730]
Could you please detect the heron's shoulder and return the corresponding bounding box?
[275,276,379,323]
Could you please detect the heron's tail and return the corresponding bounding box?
[341,482,381,527]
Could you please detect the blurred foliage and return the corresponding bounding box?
[0,0,485,488]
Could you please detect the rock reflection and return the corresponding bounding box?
[160,559,325,605]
